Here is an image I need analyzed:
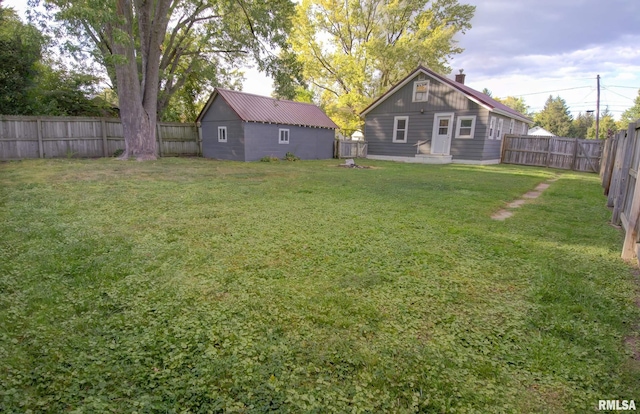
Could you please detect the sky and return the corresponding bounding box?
[6,0,640,120]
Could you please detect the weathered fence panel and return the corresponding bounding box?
[335,140,368,158]
[501,134,602,172]
[0,115,200,159]
[601,120,640,263]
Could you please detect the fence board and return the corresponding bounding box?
[335,140,368,158]
[502,134,602,172]
[0,115,199,159]
[601,121,640,263]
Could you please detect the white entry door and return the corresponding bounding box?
[431,113,454,155]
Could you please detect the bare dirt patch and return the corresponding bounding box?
[492,176,558,220]
[491,210,514,221]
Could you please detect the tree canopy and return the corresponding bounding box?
[534,95,573,137]
[0,5,43,114]
[587,107,617,139]
[569,111,594,139]
[619,89,640,130]
[290,0,475,133]
[494,96,530,117]
[0,3,105,116]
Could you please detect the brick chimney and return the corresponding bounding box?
[455,69,466,85]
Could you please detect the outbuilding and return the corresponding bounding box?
[197,88,338,161]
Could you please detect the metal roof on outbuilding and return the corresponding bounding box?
[197,88,338,129]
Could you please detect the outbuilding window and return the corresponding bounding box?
[412,80,430,102]
[279,128,290,144]
[393,116,409,143]
[455,116,476,139]
[218,126,227,142]
[489,117,496,139]
[496,118,504,140]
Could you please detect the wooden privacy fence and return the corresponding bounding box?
[501,134,603,172]
[0,115,200,160]
[335,139,368,158]
[600,120,640,262]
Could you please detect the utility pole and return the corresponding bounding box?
[596,74,600,139]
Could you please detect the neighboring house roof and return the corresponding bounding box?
[197,88,338,129]
[360,65,533,124]
[527,126,555,136]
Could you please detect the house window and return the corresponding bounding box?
[218,126,227,142]
[393,116,409,143]
[412,80,430,102]
[489,117,496,139]
[279,128,289,144]
[496,118,504,140]
[455,116,476,139]
[509,119,515,134]
[522,123,528,135]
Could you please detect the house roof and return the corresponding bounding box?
[197,88,338,129]
[527,126,555,136]
[360,66,533,124]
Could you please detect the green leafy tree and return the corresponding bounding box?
[0,5,44,114]
[494,96,529,116]
[587,107,617,139]
[290,0,475,133]
[619,89,640,130]
[27,61,104,116]
[481,88,492,98]
[31,0,296,160]
[569,111,594,138]
[533,95,573,137]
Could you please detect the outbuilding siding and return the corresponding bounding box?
[243,123,334,161]
[201,96,245,160]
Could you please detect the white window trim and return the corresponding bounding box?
[217,126,227,142]
[488,117,496,140]
[392,116,409,143]
[455,115,476,139]
[412,80,430,102]
[496,118,504,140]
[279,128,290,144]
[509,119,515,135]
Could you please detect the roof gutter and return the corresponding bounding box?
[491,108,533,125]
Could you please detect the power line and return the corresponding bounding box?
[601,86,636,102]
[603,85,640,89]
[515,86,592,97]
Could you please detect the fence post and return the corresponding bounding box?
[156,122,164,157]
[37,118,44,158]
[545,137,552,167]
[101,119,108,157]
[570,138,578,170]
[612,123,637,225]
[622,126,640,260]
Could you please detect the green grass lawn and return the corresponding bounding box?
[0,158,638,413]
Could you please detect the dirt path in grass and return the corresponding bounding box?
[491,176,560,221]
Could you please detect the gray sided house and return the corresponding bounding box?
[361,66,533,164]
[197,88,338,161]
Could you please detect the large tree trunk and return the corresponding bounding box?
[111,0,170,161]
[115,53,157,161]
